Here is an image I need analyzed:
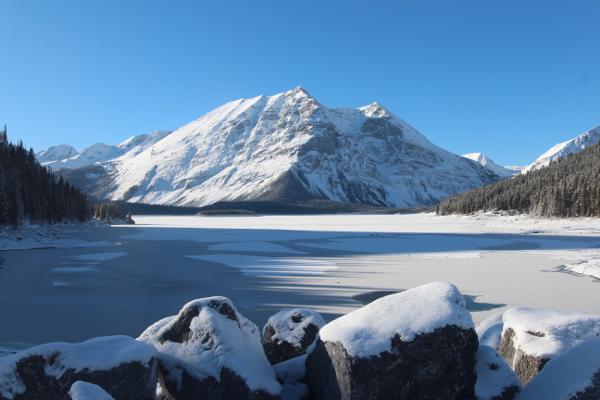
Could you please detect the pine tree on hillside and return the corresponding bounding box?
[437,141,600,218]
[0,127,90,227]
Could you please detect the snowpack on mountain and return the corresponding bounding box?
[38,87,503,208]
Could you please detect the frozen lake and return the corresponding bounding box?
[1,213,600,351]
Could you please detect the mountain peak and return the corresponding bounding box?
[45,88,504,208]
[287,85,312,99]
[360,102,391,118]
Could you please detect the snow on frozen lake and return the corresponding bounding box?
[0,213,599,351]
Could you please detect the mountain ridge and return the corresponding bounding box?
[40,87,503,208]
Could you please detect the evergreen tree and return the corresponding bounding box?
[437,141,600,218]
[0,127,90,227]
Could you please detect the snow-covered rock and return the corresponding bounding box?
[463,153,522,178]
[0,335,158,400]
[137,296,281,400]
[522,124,600,174]
[498,307,600,386]
[272,355,310,400]
[515,338,600,400]
[262,308,324,365]
[306,282,478,400]
[477,311,505,349]
[476,345,521,400]
[69,381,115,400]
[59,87,501,208]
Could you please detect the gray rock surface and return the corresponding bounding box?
[0,336,158,400]
[262,308,324,365]
[138,296,281,400]
[307,325,479,400]
[514,338,600,400]
[497,328,549,387]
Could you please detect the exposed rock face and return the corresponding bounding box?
[308,326,478,400]
[475,345,520,400]
[137,296,281,400]
[0,336,158,400]
[58,87,501,208]
[497,327,549,387]
[306,282,479,400]
[262,308,325,365]
[497,307,600,386]
[514,338,600,400]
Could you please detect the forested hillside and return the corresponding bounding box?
[437,140,600,218]
[0,127,89,226]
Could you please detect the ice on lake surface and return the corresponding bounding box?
[1,213,600,349]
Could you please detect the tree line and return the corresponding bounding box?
[437,140,600,218]
[0,126,89,227]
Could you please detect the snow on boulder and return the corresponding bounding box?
[137,296,281,400]
[262,308,325,365]
[498,307,600,386]
[306,282,478,400]
[0,335,158,400]
[477,311,505,349]
[514,338,600,400]
[69,381,115,400]
[272,355,310,400]
[475,345,521,400]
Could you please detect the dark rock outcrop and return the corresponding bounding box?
[0,336,158,400]
[308,326,478,400]
[497,327,549,387]
[497,307,600,386]
[138,296,281,400]
[262,308,325,365]
[306,282,479,400]
[515,338,600,400]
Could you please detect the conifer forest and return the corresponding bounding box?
[437,141,600,218]
[0,126,89,226]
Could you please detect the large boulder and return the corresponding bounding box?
[498,307,600,386]
[514,338,600,400]
[475,345,521,400]
[262,308,325,365]
[138,296,281,400]
[306,282,479,400]
[0,336,158,400]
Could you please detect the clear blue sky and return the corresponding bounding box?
[1,1,598,166]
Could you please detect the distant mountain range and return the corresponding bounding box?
[36,87,598,208]
[461,153,523,178]
[520,124,600,174]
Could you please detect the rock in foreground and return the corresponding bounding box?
[138,296,281,400]
[0,336,158,400]
[262,308,324,365]
[306,281,478,400]
[515,338,600,400]
[498,307,600,386]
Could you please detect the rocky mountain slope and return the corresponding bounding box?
[462,153,522,178]
[42,87,503,208]
[37,130,171,170]
[521,124,600,174]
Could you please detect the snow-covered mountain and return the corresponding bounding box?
[462,153,522,178]
[37,130,171,170]
[36,144,78,164]
[522,124,600,174]
[55,87,502,208]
